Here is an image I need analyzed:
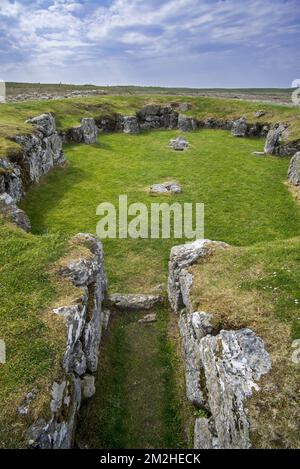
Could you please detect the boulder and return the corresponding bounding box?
[231,117,247,137]
[178,114,194,132]
[288,151,300,186]
[264,123,285,154]
[80,118,99,144]
[199,328,271,448]
[122,116,140,134]
[169,136,189,151]
[168,239,229,313]
[149,181,181,195]
[26,113,56,136]
[108,293,162,310]
[0,193,31,231]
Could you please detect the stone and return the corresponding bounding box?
[149,181,181,195]
[264,123,285,154]
[0,193,31,231]
[101,308,111,330]
[122,116,140,134]
[17,389,38,416]
[194,418,220,449]
[179,311,214,406]
[138,313,157,324]
[231,117,247,137]
[178,114,194,132]
[168,239,229,313]
[81,375,95,399]
[80,118,99,144]
[252,151,265,156]
[108,293,162,310]
[199,328,271,449]
[169,136,189,151]
[0,158,23,202]
[26,113,56,136]
[178,102,190,112]
[288,151,300,186]
[255,110,266,118]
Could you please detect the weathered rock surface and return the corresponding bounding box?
[231,117,247,137]
[168,239,229,313]
[194,417,219,449]
[149,181,181,195]
[27,233,107,448]
[197,328,271,449]
[255,110,266,118]
[81,118,99,144]
[81,375,96,399]
[179,311,214,406]
[264,123,285,154]
[178,102,191,112]
[288,151,300,186]
[137,104,178,130]
[65,118,99,144]
[178,114,196,132]
[122,116,140,134]
[169,136,189,151]
[108,293,162,310]
[0,193,31,232]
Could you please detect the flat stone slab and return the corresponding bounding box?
[169,136,189,150]
[138,313,157,324]
[108,293,162,310]
[149,181,181,195]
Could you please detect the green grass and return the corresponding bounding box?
[2,126,300,448]
[22,129,300,292]
[0,218,69,448]
[77,306,186,449]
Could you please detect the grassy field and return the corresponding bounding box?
[1,93,300,157]
[22,130,300,292]
[7,82,296,103]
[18,129,300,448]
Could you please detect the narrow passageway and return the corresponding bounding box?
[76,306,187,449]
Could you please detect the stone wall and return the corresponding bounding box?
[27,233,108,449]
[168,239,272,449]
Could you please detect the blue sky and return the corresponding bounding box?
[0,0,299,87]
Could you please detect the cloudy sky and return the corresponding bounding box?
[0,0,299,87]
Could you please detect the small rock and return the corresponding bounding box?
[0,193,31,232]
[138,313,157,324]
[149,181,181,195]
[80,118,99,144]
[81,375,96,399]
[252,151,265,156]
[17,389,38,416]
[169,136,189,151]
[108,293,162,310]
[255,110,266,118]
